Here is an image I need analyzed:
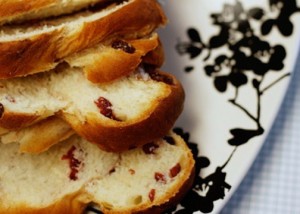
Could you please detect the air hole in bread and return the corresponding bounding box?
[133,195,142,205]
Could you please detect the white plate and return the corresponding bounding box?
[158,0,300,213]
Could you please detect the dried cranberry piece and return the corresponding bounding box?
[144,65,174,85]
[154,172,167,184]
[0,103,4,118]
[62,146,81,181]
[112,39,135,54]
[148,189,156,202]
[163,136,176,145]
[69,168,79,180]
[169,163,181,178]
[94,97,113,118]
[94,97,120,121]
[142,143,159,154]
[129,169,135,175]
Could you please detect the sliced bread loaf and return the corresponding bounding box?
[0,0,107,25]
[0,131,195,214]
[0,0,166,79]
[0,65,184,152]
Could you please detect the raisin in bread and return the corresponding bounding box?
[1,117,74,154]
[0,131,195,214]
[0,0,166,80]
[0,65,184,152]
[0,0,107,25]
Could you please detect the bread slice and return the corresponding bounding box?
[0,65,184,152]
[0,131,195,214]
[0,0,107,25]
[1,117,74,154]
[0,0,166,79]
[65,33,164,83]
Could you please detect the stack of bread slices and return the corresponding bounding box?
[0,0,195,213]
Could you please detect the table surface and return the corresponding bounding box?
[220,52,300,213]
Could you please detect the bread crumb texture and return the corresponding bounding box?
[0,132,194,213]
[0,66,170,122]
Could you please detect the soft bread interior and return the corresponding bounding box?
[0,132,194,212]
[0,135,119,208]
[0,65,171,122]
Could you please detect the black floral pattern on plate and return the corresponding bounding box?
[171,0,299,213]
[176,0,297,148]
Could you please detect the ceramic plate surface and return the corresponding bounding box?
[157,0,300,213]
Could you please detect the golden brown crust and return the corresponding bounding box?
[1,117,74,153]
[0,111,42,130]
[63,71,185,152]
[18,117,74,153]
[0,31,63,79]
[142,38,165,68]
[0,0,167,79]
[72,34,163,83]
